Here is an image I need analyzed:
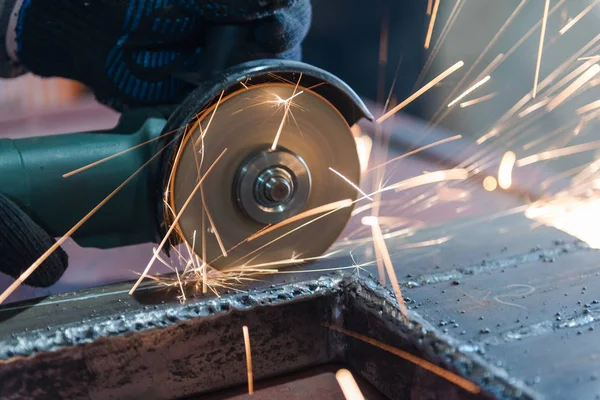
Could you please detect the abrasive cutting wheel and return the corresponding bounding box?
[167,82,361,270]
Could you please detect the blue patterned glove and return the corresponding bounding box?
[11,0,311,110]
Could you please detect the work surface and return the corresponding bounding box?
[0,103,599,400]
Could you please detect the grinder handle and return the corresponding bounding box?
[0,109,167,249]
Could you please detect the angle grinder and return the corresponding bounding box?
[0,59,372,274]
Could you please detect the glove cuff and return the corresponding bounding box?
[0,194,68,288]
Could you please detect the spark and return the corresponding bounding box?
[498,151,516,189]
[526,197,600,249]
[361,216,408,320]
[518,98,550,118]
[546,59,597,96]
[354,132,373,173]
[579,56,600,61]
[194,90,224,147]
[437,186,471,202]
[424,0,440,49]
[416,0,465,88]
[226,198,354,267]
[373,242,386,286]
[426,0,433,15]
[329,167,372,200]
[398,236,452,249]
[547,64,600,111]
[242,326,254,395]
[223,251,343,272]
[336,369,364,400]
[448,76,491,107]
[235,169,468,266]
[271,74,302,150]
[62,128,181,178]
[200,187,227,258]
[577,99,600,115]
[247,199,353,241]
[384,169,469,193]
[377,61,464,123]
[129,149,227,295]
[324,324,481,394]
[559,0,600,35]
[459,92,497,108]
[366,135,462,173]
[483,176,498,191]
[0,136,178,304]
[518,140,600,167]
[533,0,551,98]
[428,0,530,123]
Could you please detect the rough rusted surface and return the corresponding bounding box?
[0,276,341,399]
[0,274,540,399]
[340,277,538,400]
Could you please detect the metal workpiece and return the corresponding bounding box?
[0,274,536,400]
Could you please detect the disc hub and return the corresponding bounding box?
[236,149,311,225]
[256,167,295,206]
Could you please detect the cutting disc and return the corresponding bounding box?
[168,82,361,270]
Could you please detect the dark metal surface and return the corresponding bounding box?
[0,274,534,400]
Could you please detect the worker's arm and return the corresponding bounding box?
[0,0,311,289]
[0,0,311,110]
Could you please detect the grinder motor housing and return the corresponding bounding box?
[0,60,372,257]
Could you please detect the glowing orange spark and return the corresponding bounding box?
[242,326,254,394]
[63,128,180,178]
[447,75,491,107]
[324,324,481,394]
[336,369,365,400]
[559,0,600,35]
[426,0,433,15]
[361,216,407,320]
[366,135,462,173]
[424,0,440,49]
[194,90,224,147]
[459,92,497,108]
[377,61,464,123]
[129,149,227,295]
[577,99,600,115]
[247,199,352,241]
[547,64,600,111]
[271,74,302,150]
[533,0,550,98]
[200,188,227,258]
[483,176,498,191]
[0,137,178,304]
[498,151,516,189]
[517,140,600,167]
[329,167,372,200]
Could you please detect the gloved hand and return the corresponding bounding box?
[2,0,311,110]
[0,193,68,288]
